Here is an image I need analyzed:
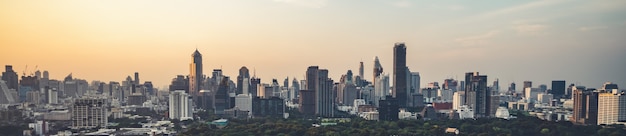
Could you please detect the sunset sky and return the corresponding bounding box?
[1,0,625,89]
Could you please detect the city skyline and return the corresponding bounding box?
[1,0,625,88]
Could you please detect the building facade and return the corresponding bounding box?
[71,98,107,129]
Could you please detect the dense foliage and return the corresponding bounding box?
[179,113,626,136]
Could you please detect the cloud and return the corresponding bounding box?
[273,0,329,8]
[578,26,607,32]
[480,0,565,18]
[390,0,412,8]
[429,4,466,11]
[513,24,549,34]
[455,30,499,47]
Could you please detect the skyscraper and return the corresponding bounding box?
[572,88,599,125]
[306,66,334,117]
[464,72,490,118]
[134,72,140,85]
[1,65,18,92]
[169,90,193,121]
[551,80,566,98]
[214,77,231,115]
[189,49,203,100]
[373,56,383,85]
[237,66,250,95]
[359,61,364,78]
[250,77,261,97]
[393,43,408,107]
[523,81,532,89]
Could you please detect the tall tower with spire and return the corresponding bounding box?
[189,49,203,100]
[373,56,383,85]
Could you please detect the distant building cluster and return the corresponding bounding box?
[1,43,624,135]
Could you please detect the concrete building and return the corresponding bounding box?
[572,89,598,125]
[235,94,252,112]
[46,88,58,104]
[597,92,626,125]
[464,72,490,118]
[538,93,553,105]
[71,98,107,129]
[378,96,399,121]
[453,92,465,110]
[169,90,192,121]
[525,88,542,102]
[374,74,389,106]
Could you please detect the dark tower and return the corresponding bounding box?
[393,43,407,107]
[465,72,490,118]
[236,66,250,95]
[551,80,566,98]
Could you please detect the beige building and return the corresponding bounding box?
[597,93,626,125]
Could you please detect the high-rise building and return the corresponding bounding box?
[214,77,231,115]
[250,77,261,97]
[378,96,399,121]
[508,82,516,93]
[523,81,532,89]
[597,92,626,125]
[359,61,364,78]
[410,72,420,96]
[538,84,548,94]
[291,78,300,100]
[1,65,18,93]
[374,74,390,106]
[602,82,619,90]
[393,43,408,107]
[316,69,334,117]
[524,88,541,102]
[452,91,466,110]
[0,80,17,104]
[572,88,598,125]
[46,88,58,104]
[443,79,458,92]
[235,94,252,112]
[134,72,140,85]
[197,90,213,110]
[251,97,284,118]
[189,49,203,101]
[305,66,334,117]
[551,80,566,99]
[464,72,490,118]
[299,90,316,115]
[169,90,192,121]
[236,66,250,95]
[492,79,500,94]
[373,56,383,84]
[71,98,107,129]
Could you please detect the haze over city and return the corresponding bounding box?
[1,0,625,88]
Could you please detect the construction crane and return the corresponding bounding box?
[23,65,27,76]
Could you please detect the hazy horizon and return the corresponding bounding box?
[1,0,625,89]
